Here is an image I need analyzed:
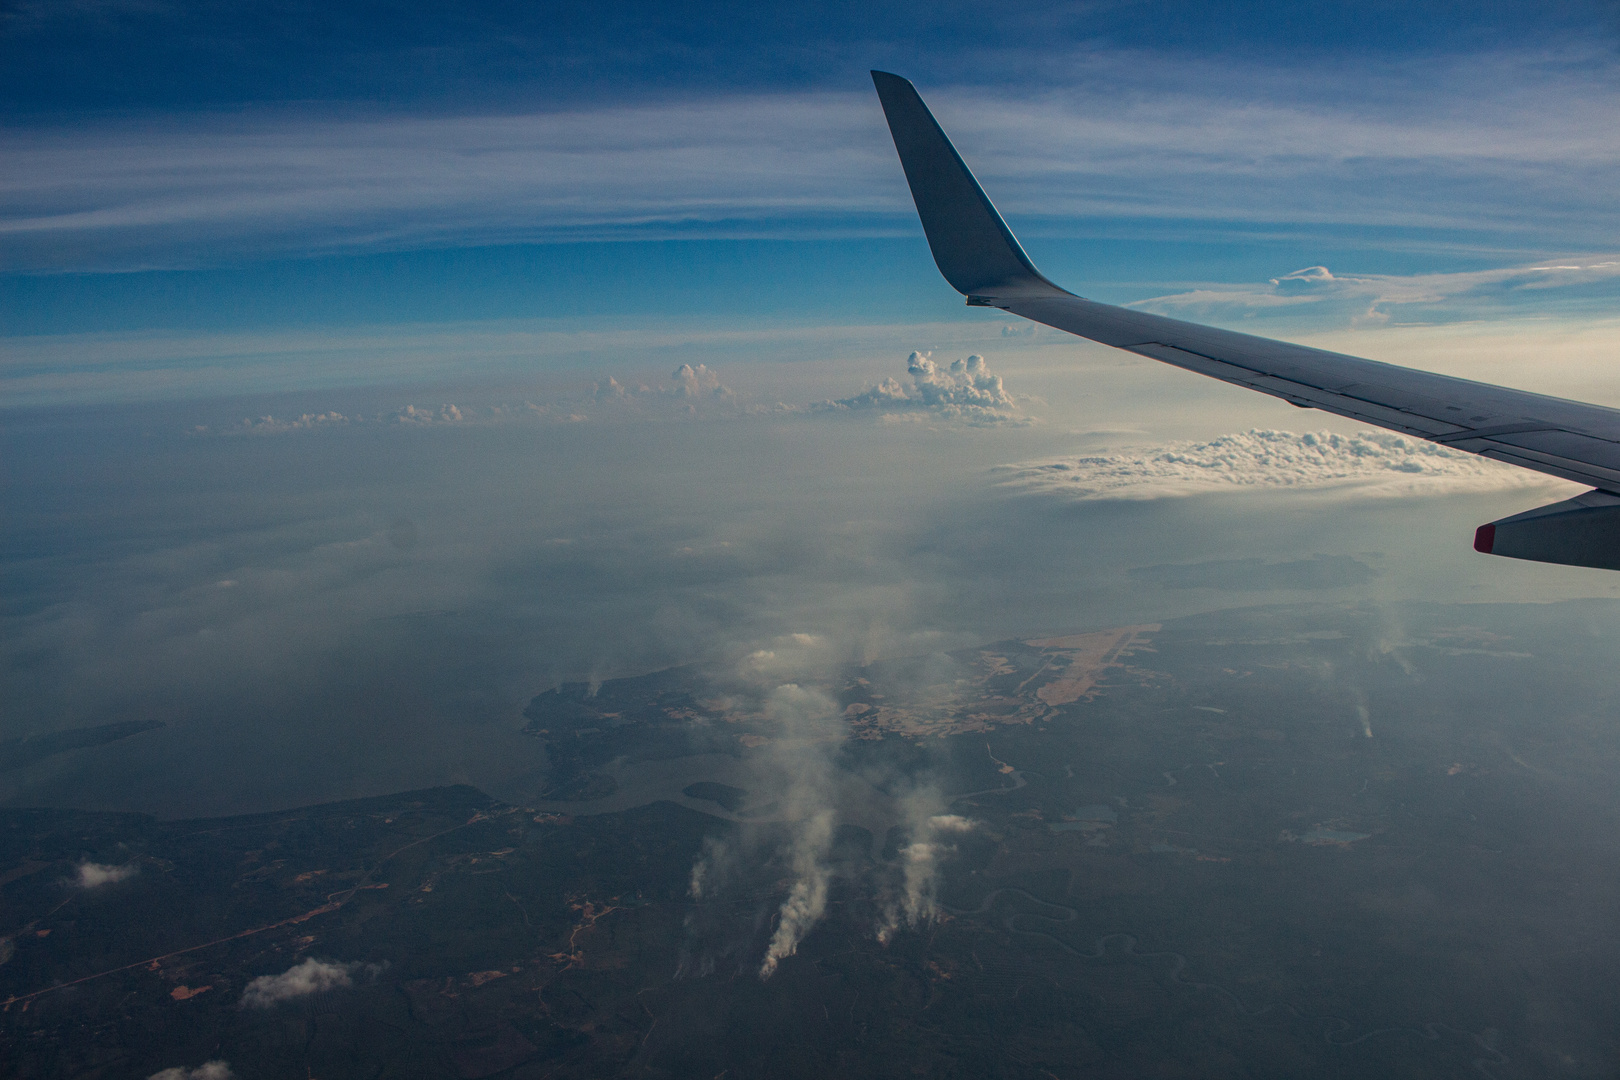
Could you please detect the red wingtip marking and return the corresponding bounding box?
[1473,523,1496,554]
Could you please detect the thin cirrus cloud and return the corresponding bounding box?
[0,95,900,270]
[1129,258,1620,326]
[4,48,1620,272]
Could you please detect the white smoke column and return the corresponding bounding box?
[688,835,729,901]
[877,788,977,944]
[756,681,842,979]
[758,803,835,979]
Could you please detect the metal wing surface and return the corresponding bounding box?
[870,70,1620,571]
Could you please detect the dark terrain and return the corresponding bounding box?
[4,601,1618,1078]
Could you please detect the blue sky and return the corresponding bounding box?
[4,0,1620,400]
[4,1,1614,114]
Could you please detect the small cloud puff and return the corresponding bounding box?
[818,352,1028,425]
[998,429,1558,501]
[672,363,731,401]
[148,1063,233,1080]
[76,861,137,888]
[240,957,374,1008]
[741,632,838,681]
[927,814,977,834]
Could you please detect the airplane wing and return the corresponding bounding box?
[871,70,1620,572]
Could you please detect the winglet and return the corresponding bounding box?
[871,71,1067,302]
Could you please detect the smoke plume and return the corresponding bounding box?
[876,788,977,943]
[755,682,842,979]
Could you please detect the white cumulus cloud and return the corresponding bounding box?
[240,958,363,1008]
[148,1063,233,1080]
[819,352,1027,425]
[75,861,136,887]
[997,429,1560,502]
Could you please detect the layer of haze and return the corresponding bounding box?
[4,0,1620,819]
[5,330,1618,817]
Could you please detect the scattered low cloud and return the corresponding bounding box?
[229,401,540,435]
[217,353,1033,436]
[741,633,842,681]
[240,957,378,1008]
[817,352,1028,425]
[148,1063,233,1080]
[75,861,136,887]
[594,363,738,413]
[221,365,744,435]
[997,429,1561,502]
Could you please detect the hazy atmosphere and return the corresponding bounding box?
[4,3,1620,1077]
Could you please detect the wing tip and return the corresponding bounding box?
[869,70,1060,300]
[1473,523,1497,554]
[869,70,917,100]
